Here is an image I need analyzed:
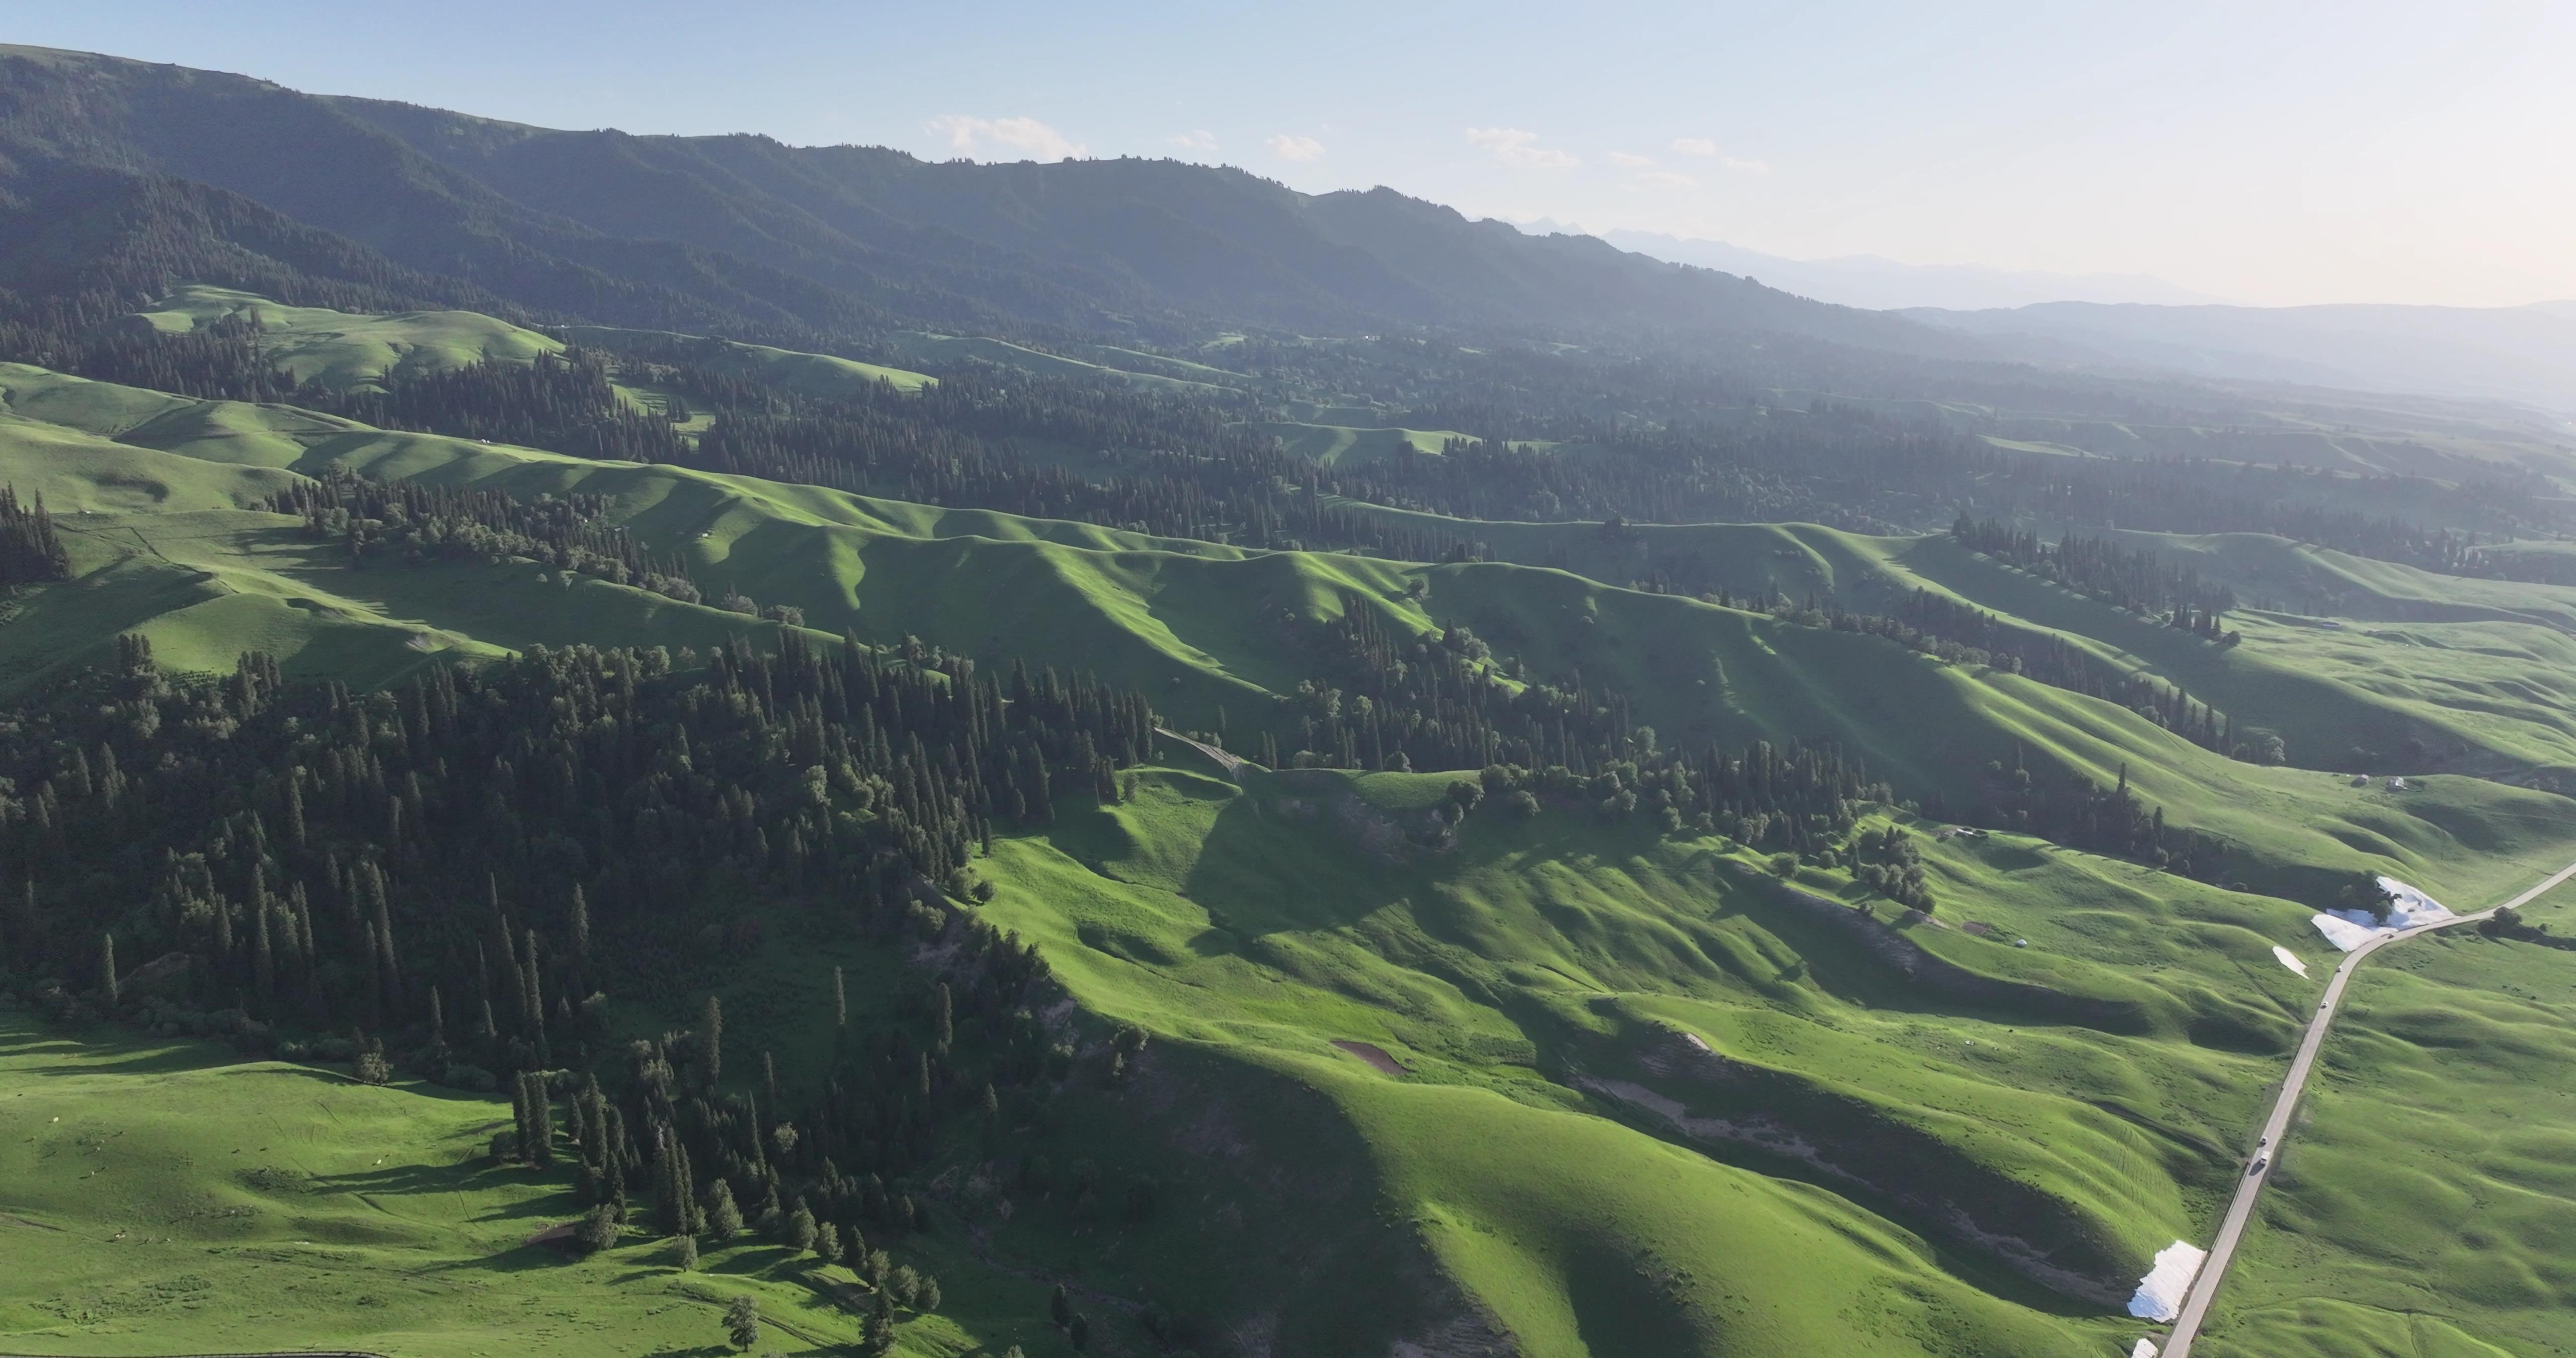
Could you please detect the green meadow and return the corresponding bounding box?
[0,1010,890,1357]
[5,292,2576,1357]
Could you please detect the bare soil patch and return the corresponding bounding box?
[1331,1040,1409,1075]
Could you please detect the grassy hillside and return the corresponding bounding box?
[2197,877,2576,1358]
[6,363,2571,911]
[1331,502,2576,786]
[0,1010,892,1357]
[874,331,1235,394]
[964,760,2515,1351]
[562,325,934,395]
[134,284,563,392]
[1248,421,1465,466]
[7,359,2576,1354]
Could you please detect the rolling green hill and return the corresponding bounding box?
[134,284,564,392]
[0,1010,902,1356]
[5,350,2575,1356]
[564,325,935,396]
[1248,421,1469,466]
[6,360,2571,909]
[1330,501,2576,787]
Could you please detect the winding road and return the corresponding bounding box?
[2159,857,2576,1356]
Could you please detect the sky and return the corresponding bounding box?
[14,0,2574,308]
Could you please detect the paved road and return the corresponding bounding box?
[2159,857,2576,1356]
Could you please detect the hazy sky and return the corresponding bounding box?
[17,1,2573,307]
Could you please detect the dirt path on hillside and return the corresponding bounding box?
[1331,1040,1409,1075]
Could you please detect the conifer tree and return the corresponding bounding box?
[701,994,723,1089]
[511,1073,534,1161]
[705,1179,744,1241]
[526,1074,555,1167]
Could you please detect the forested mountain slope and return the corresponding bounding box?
[0,43,1941,349]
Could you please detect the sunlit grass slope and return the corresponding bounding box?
[1332,501,2576,783]
[0,1011,901,1358]
[967,764,2379,1351]
[133,285,563,392]
[1247,421,1465,467]
[874,331,1231,393]
[99,288,2576,786]
[561,325,933,395]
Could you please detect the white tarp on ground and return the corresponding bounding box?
[2375,877,2455,926]
[2128,1240,2208,1320]
[2271,945,2309,977]
[2131,1340,2160,1358]
[2310,877,2455,952]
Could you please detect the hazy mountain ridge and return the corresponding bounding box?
[1559,223,2227,310]
[1906,299,2576,414]
[0,43,1947,355]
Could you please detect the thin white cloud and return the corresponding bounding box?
[1169,129,1218,152]
[1670,138,1768,173]
[1637,169,1698,189]
[928,115,1086,161]
[1607,151,1655,169]
[1267,133,1326,162]
[1465,127,1578,170]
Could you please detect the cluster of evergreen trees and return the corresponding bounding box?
[1846,825,1933,911]
[0,484,70,585]
[1928,754,2230,884]
[1254,595,1891,855]
[0,630,1168,1341]
[0,630,1150,1047]
[685,373,1489,560]
[325,350,689,463]
[1762,589,2233,752]
[262,470,706,603]
[1953,516,2236,631]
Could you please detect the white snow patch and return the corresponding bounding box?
[2310,877,2456,952]
[2127,1240,2207,1320]
[2131,1340,2160,1358]
[2271,945,2309,977]
[2310,912,2378,951]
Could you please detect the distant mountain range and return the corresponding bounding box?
[1512,221,2224,310]
[1904,300,2576,415]
[1511,220,2576,413]
[5,43,2570,419]
[0,44,1939,356]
